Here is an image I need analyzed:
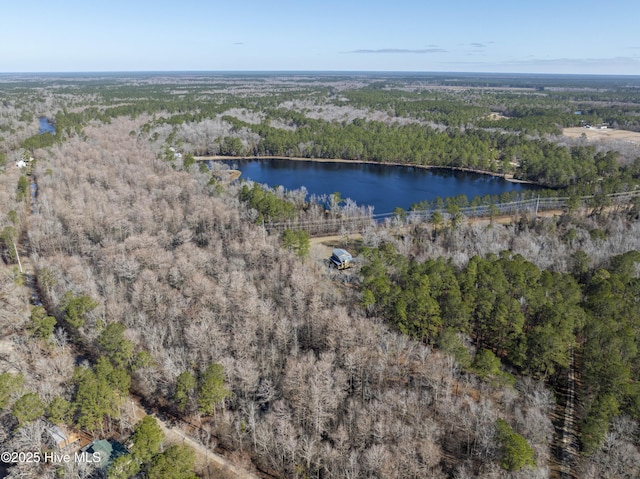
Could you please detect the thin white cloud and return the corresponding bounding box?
[346,48,446,54]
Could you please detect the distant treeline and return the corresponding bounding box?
[15,77,640,193]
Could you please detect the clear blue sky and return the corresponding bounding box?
[3,0,639,74]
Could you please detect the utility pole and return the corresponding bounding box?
[13,242,23,274]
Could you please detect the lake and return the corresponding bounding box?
[224,158,538,214]
[38,117,55,134]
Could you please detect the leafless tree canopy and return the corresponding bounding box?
[1,73,639,478]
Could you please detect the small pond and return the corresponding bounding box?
[38,117,55,134]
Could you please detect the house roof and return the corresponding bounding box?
[81,439,128,469]
[47,424,82,449]
[331,249,353,262]
[48,426,67,445]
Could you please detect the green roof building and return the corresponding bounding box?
[80,439,129,470]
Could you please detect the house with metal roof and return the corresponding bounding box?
[330,248,353,269]
[80,439,129,470]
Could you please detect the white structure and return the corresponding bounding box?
[15,156,33,168]
[330,248,353,270]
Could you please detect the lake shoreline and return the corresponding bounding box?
[194,155,540,186]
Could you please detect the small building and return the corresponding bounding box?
[47,425,81,449]
[80,439,128,470]
[168,147,182,159]
[15,156,33,168]
[330,248,353,270]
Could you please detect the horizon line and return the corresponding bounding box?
[1,69,640,78]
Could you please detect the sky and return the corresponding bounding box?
[2,0,640,75]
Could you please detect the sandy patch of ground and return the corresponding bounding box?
[563,127,640,144]
[309,234,362,265]
[215,169,241,181]
[485,112,509,121]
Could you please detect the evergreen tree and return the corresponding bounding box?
[73,358,130,431]
[28,306,57,340]
[13,393,45,425]
[174,371,196,412]
[147,445,197,479]
[131,416,164,463]
[98,322,134,368]
[61,291,98,328]
[198,363,231,416]
[16,175,29,202]
[107,455,141,479]
[47,396,72,424]
[496,418,536,471]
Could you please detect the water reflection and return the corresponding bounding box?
[226,159,538,214]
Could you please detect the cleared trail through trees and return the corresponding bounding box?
[127,398,263,479]
[550,349,580,479]
[19,176,42,308]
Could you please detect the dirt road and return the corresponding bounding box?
[126,399,261,479]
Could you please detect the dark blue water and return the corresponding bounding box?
[227,159,538,214]
[38,117,55,134]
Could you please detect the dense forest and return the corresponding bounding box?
[1,72,640,479]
